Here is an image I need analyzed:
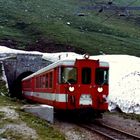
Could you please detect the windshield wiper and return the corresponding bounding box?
[100,79,108,86]
[62,76,71,85]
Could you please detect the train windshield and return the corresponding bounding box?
[60,67,77,84]
[95,68,109,85]
[82,67,91,84]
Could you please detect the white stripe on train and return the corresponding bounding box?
[23,91,68,102]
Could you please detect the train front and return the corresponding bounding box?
[58,55,109,116]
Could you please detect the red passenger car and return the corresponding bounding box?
[22,55,109,116]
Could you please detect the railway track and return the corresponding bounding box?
[79,122,140,140]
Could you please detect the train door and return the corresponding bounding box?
[74,59,99,109]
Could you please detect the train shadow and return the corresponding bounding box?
[54,109,102,124]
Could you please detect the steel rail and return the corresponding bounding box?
[78,123,140,140]
[79,124,115,140]
[100,123,140,140]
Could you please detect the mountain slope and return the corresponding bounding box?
[0,0,140,56]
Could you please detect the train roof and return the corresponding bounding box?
[22,59,109,81]
[22,59,76,81]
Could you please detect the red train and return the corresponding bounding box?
[22,55,109,117]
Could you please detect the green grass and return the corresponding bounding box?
[0,0,140,56]
[106,112,140,122]
[0,80,8,96]
[115,0,140,5]
[120,112,140,122]
[1,130,30,140]
[0,112,5,119]
[18,111,65,140]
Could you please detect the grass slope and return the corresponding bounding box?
[0,0,140,56]
[0,72,65,139]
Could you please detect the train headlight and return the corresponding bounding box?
[69,86,75,92]
[97,87,103,93]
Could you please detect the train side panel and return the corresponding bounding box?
[22,68,68,109]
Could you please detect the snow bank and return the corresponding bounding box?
[91,55,140,114]
[42,52,82,62]
[1,63,8,89]
[0,46,140,114]
[0,46,42,55]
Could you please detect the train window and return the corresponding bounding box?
[60,67,77,84]
[49,72,53,88]
[39,76,41,88]
[82,68,91,84]
[40,76,43,88]
[36,77,39,88]
[42,75,46,88]
[95,68,109,85]
[46,74,49,88]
